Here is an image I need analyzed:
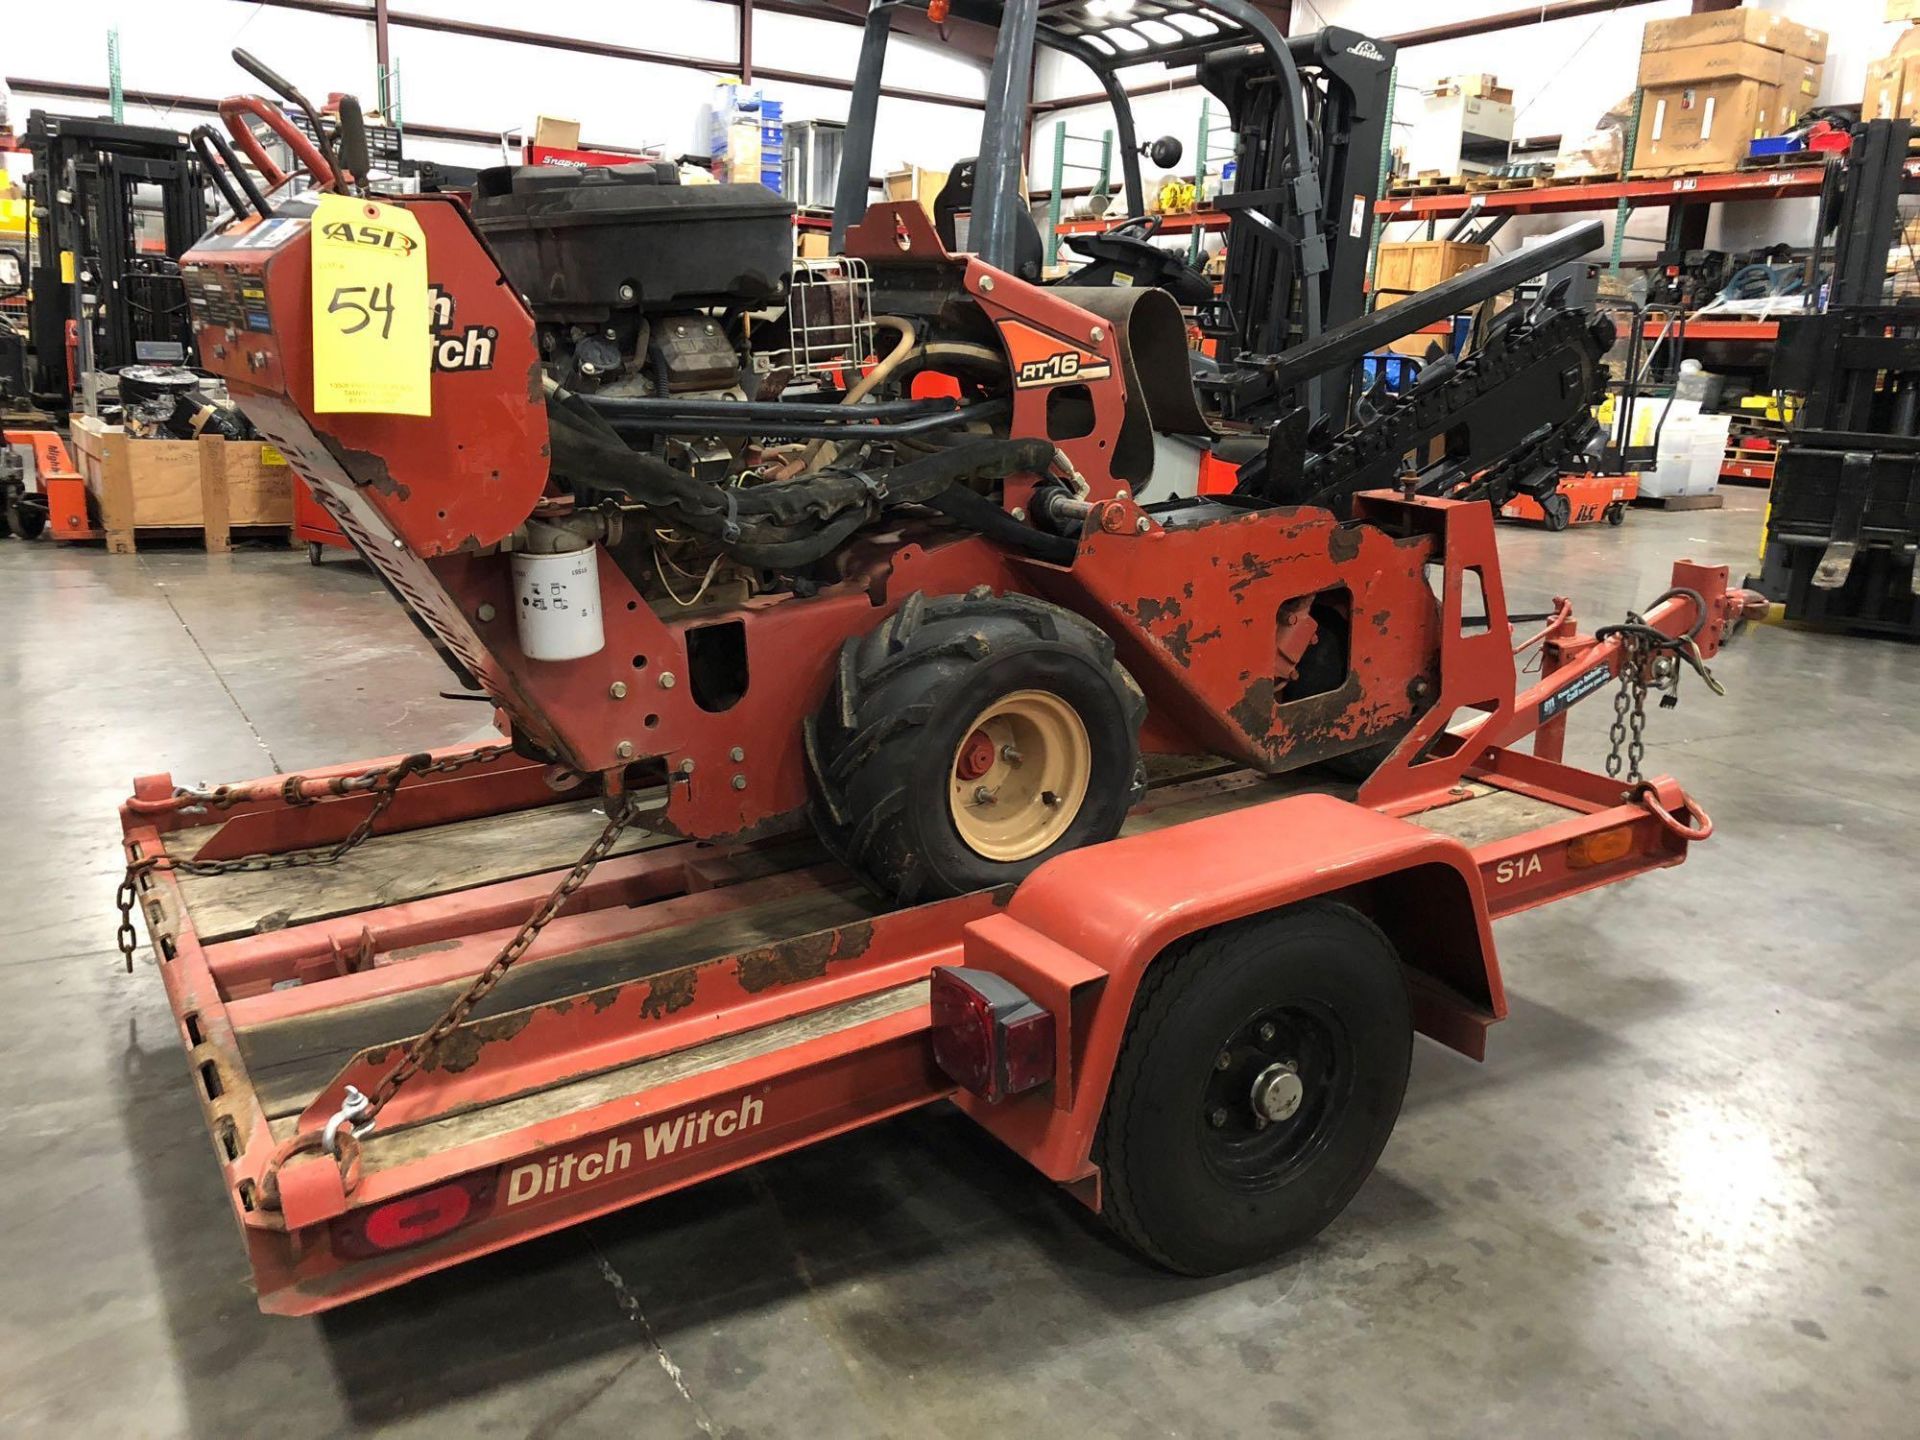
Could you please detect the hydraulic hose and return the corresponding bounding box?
[547,382,1055,567]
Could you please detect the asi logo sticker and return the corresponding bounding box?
[319,216,421,259]
[998,319,1113,390]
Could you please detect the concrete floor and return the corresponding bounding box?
[0,489,1913,1439]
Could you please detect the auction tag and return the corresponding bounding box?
[310,194,431,416]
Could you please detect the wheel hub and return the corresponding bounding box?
[1198,1004,1352,1192]
[948,690,1091,862]
[1250,1062,1304,1123]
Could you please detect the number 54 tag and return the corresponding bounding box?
[310,194,432,416]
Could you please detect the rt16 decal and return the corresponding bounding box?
[996,319,1114,390]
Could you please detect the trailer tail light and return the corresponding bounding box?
[1566,824,1636,869]
[332,1175,494,1260]
[929,966,1055,1103]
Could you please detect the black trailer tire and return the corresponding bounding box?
[1540,493,1572,532]
[1097,901,1412,1275]
[805,588,1147,903]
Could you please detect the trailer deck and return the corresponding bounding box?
[122,733,1705,1314]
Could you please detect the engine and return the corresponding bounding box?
[467,161,1037,620]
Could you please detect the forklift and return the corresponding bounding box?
[1753,118,1920,640]
[18,111,207,410]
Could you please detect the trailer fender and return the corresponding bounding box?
[954,791,1502,1191]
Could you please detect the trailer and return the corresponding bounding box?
[117,544,1760,1316]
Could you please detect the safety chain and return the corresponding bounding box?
[261,791,641,1209]
[1605,633,1654,783]
[114,744,514,971]
[1597,590,1725,785]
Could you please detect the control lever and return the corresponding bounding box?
[334,95,372,191]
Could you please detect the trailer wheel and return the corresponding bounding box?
[1097,902,1411,1275]
[806,588,1147,902]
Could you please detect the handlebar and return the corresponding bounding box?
[218,95,336,192]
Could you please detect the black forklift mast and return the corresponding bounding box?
[1754,117,1920,640]
[827,0,1381,426]
[22,111,207,405]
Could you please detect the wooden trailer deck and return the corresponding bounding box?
[156,761,1588,1152]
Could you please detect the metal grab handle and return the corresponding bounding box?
[218,96,335,191]
[1636,782,1713,842]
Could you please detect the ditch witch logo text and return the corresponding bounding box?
[504,1095,766,1206]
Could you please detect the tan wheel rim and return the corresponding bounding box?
[948,689,1092,863]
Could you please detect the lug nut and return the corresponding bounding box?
[1000,744,1022,763]
[972,785,995,805]
[1215,1050,1233,1071]
[1258,1022,1276,1044]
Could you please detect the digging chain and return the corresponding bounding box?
[114,744,514,971]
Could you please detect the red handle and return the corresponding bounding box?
[219,95,334,190]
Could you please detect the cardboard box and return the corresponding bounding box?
[1403,92,1515,177]
[1642,12,1827,65]
[532,115,581,150]
[1633,80,1787,175]
[1433,73,1515,103]
[1637,40,1821,98]
[1864,54,1920,121]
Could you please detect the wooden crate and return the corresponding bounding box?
[883,165,949,221]
[1373,240,1492,307]
[69,415,293,554]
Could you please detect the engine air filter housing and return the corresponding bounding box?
[471,164,796,323]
